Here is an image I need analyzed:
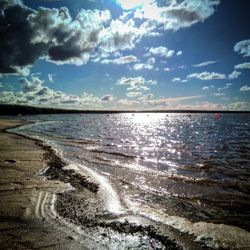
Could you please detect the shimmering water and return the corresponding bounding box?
[13,113,250,231]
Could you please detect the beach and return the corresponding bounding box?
[0,119,184,249]
[0,119,89,249]
[1,117,250,250]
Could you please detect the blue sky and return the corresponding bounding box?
[0,0,250,110]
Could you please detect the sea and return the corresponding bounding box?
[10,113,250,248]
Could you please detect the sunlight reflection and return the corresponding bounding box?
[127,113,167,127]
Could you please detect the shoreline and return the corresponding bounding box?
[0,119,87,249]
[1,119,187,249]
[1,118,250,249]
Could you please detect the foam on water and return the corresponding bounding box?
[64,163,125,215]
[128,201,250,249]
[11,122,125,215]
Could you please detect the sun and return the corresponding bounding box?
[116,0,150,10]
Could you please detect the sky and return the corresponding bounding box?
[0,0,250,110]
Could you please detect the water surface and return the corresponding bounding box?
[13,113,250,231]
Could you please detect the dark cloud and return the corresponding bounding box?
[49,45,82,61]
[0,0,220,76]
[165,8,201,23]
[0,3,48,74]
[0,1,111,73]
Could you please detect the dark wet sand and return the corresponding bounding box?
[2,118,249,249]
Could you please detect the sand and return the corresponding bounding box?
[0,119,87,249]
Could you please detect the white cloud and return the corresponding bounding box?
[0,0,221,75]
[228,101,250,111]
[176,51,183,56]
[0,76,105,109]
[187,71,226,80]
[48,73,55,82]
[240,85,250,92]
[172,77,181,82]
[234,62,250,70]
[101,55,138,65]
[193,61,218,67]
[148,46,175,57]
[202,86,209,90]
[228,70,241,79]
[134,0,220,31]
[213,92,225,97]
[133,63,152,71]
[0,2,153,73]
[163,67,170,71]
[133,57,155,71]
[116,76,156,91]
[202,85,215,90]
[217,83,232,91]
[234,39,250,57]
[126,91,142,98]
[29,7,111,66]
[99,19,143,53]
[138,93,154,100]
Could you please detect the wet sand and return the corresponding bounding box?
[0,119,88,249]
[1,118,250,250]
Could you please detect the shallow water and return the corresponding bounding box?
[12,113,250,233]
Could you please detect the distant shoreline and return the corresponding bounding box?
[0,104,250,116]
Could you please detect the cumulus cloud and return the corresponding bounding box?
[101,55,138,65]
[0,2,45,74]
[101,94,113,102]
[126,91,142,98]
[172,77,181,82]
[176,51,183,56]
[0,75,104,108]
[193,60,218,67]
[0,1,114,73]
[148,46,175,57]
[133,57,155,71]
[202,85,215,90]
[138,93,154,101]
[228,70,241,79]
[116,76,156,91]
[240,85,250,92]
[234,62,250,70]
[134,0,220,31]
[0,0,221,75]
[217,83,232,91]
[187,71,226,80]
[99,19,143,53]
[0,1,151,74]
[171,77,187,83]
[189,70,240,81]
[234,39,250,57]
